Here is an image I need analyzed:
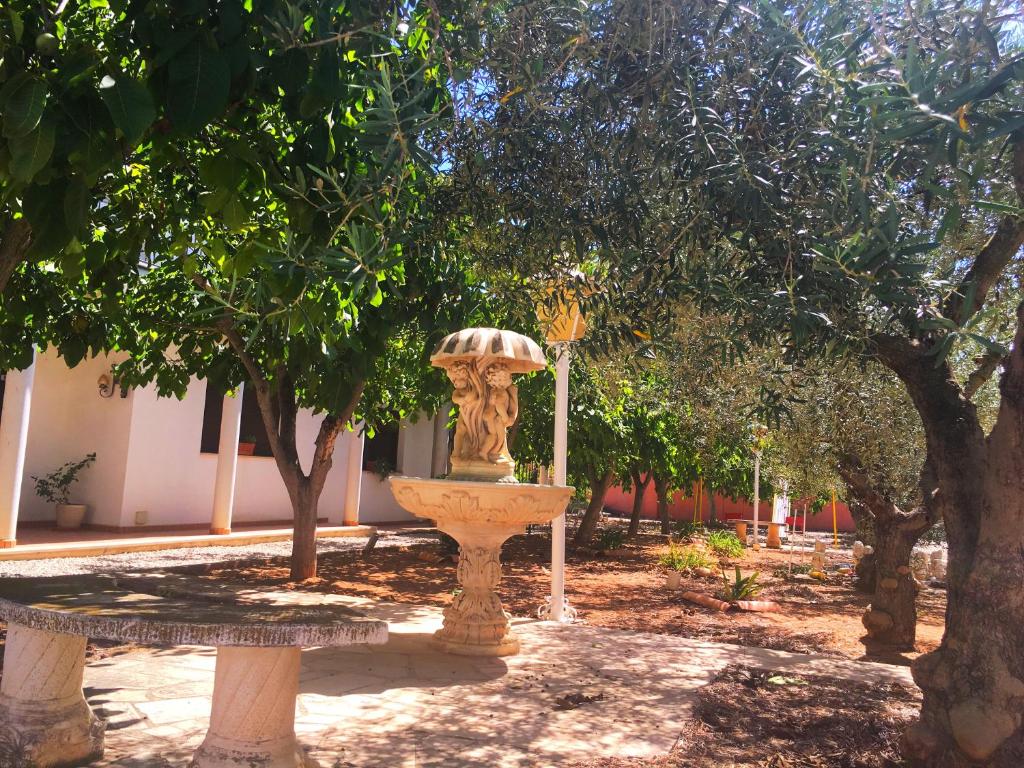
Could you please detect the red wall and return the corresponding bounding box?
[604,480,855,533]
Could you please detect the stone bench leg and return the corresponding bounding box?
[0,623,104,767]
[191,646,316,768]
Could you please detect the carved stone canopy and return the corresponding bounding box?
[430,328,546,482]
[430,328,546,372]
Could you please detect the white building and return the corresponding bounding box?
[0,349,450,545]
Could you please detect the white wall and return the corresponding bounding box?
[19,350,133,526]
[356,413,437,523]
[120,377,357,528]
[11,352,444,530]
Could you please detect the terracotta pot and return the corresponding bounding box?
[238,442,256,456]
[665,570,682,589]
[681,590,731,612]
[734,600,781,612]
[55,504,87,530]
[734,522,748,541]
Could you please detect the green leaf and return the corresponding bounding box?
[7,8,23,43]
[2,75,48,138]
[99,75,155,145]
[9,119,56,181]
[166,40,230,134]
[220,195,248,231]
[63,176,91,236]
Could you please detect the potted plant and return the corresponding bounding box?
[597,526,627,557]
[32,453,97,530]
[658,542,689,588]
[238,434,258,456]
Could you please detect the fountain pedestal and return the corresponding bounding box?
[390,478,573,656]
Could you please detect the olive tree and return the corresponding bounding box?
[451,1,1024,762]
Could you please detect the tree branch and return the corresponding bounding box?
[835,452,901,521]
[963,350,1005,399]
[944,131,1024,326]
[0,218,31,295]
[309,380,366,494]
[220,322,293,471]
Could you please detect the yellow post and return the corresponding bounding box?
[831,489,839,547]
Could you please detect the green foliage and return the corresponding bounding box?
[658,543,711,573]
[706,530,744,559]
[719,566,762,602]
[597,527,626,551]
[31,453,96,505]
[672,521,705,541]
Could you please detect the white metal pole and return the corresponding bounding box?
[210,384,244,535]
[0,351,36,548]
[752,451,761,551]
[550,343,570,621]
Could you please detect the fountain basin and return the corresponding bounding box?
[389,476,573,656]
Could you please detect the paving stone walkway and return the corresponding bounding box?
[83,589,913,768]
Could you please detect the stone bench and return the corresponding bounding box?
[0,574,387,768]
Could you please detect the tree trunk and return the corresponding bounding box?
[221,326,363,581]
[574,469,614,546]
[864,514,929,649]
[654,476,671,534]
[286,480,320,580]
[838,457,935,650]
[627,472,650,537]
[877,308,1024,766]
[707,485,718,525]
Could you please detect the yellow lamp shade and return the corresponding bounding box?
[536,287,587,343]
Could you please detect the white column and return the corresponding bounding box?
[550,344,570,621]
[210,385,243,535]
[0,353,35,548]
[752,451,761,551]
[0,624,104,765]
[192,646,303,768]
[430,403,452,478]
[342,423,364,527]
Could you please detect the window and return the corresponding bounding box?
[363,423,399,473]
[200,384,274,457]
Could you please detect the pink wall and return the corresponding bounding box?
[604,480,856,533]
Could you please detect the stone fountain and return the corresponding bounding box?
[389,328,573,656]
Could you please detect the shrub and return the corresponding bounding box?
[720,566,762,601]
[707,530,744,558]
[598,527,627,551]
[658,543,713,572]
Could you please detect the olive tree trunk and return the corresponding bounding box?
[627,470,651,536]
[574,468,615,546]
[224,327,364,580]
[879,307,1024,766]
[838,457,936,650]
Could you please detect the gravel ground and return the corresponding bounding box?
[0,529,437,579]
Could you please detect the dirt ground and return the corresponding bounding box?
[568,664,921,768]
[203,527,946,665]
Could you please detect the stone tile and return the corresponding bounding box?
[133,696,212,725]
[81,597,912,767]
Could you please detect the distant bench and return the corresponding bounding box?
[0,574,387,768]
